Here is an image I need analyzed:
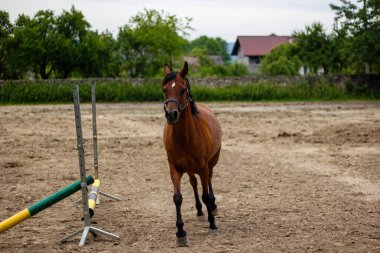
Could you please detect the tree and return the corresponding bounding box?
[117,9,191,77]
[185,36,244,77]
[293,23,332,74]
[4,7,107,79]
[330,0,380,73]
[78,31,118,77]
[10,11,57,79]
[261,44,302,76]
[328,25,353,73]
[96,32,120,77]
[117,25,146,78]
[188,47,213,66]
[186,36,231,63]
[0,11,13,79]
[53,6,90,78]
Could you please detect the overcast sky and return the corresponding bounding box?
[2,0,342,42]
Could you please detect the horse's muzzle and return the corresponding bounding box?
[164,98,183,124]
[165,110,180,124]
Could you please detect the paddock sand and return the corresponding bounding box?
[0,102,379,252]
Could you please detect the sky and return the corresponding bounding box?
[1,0,342,42]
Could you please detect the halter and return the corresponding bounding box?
[163,72,192,119]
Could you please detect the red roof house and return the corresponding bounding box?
[232,35,293,74]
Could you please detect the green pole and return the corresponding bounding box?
[28,175,94,215]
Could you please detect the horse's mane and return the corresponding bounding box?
[184,77,199,116]
[163,72,199,116]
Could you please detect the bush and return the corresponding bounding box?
[197,63,248,77]
[263,57,300,76]
[0,79,378,104]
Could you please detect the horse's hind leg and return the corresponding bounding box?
[209,179,217,214]
[200,167,217,232]
[208,147,221,213]
[189,173,204,216]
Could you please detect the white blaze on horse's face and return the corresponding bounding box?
[172,82,176,88]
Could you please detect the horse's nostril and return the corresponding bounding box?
[165,111,169,119]
[173,111,178,119]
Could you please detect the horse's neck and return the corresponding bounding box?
[172,107,198,139]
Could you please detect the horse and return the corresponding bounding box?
[162,62,222,246]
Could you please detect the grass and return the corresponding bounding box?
[0,80,379,104]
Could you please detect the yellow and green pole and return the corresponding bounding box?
[0,175,94,234]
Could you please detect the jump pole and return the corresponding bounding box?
[61,83,119,246]
[0,176,94,234]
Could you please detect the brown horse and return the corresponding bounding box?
[162,62,222,246]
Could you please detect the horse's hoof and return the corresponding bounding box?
[176,235,188,247]
[212,208,218,216]
[209,228,218,236]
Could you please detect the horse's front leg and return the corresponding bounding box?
[170,165,187,246]
[200,167,217,233]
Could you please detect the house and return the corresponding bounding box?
[231,34,293,74]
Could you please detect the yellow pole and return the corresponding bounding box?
[0,209,31,233]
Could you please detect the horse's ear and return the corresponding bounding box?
[164,63,171,76]
[180,61,188,78]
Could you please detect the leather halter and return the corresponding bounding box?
[163,72,192,118]
[163,95,190,114]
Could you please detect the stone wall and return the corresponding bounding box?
[1,75,379,90]
[188,75,380,89]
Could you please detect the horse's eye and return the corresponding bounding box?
[180,89,186,94]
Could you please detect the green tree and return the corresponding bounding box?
[328,25,353,73]
[185,36,244,77]
[186,36,231,62]
[0,11,13,79]
[117,25,146,77]
[5,7,103,79]
[188,47,213,66]
[330,0,380,73]
[118,9,191,77]
[78,31,119,77]
[53,6,90,78]
[10,11,57,79]
[293,23,332,74]
[261,44,302,76]
[96,32,120,77]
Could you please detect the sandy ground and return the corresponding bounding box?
[0,101,379,253]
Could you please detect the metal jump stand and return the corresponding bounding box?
[73,83,121,205]
[60,84,119,246]
[90,83,121,202]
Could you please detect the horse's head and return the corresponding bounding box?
[162,62,197,124]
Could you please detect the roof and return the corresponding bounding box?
[231,35,293,56]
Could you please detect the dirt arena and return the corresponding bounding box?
[0,101,379,252]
